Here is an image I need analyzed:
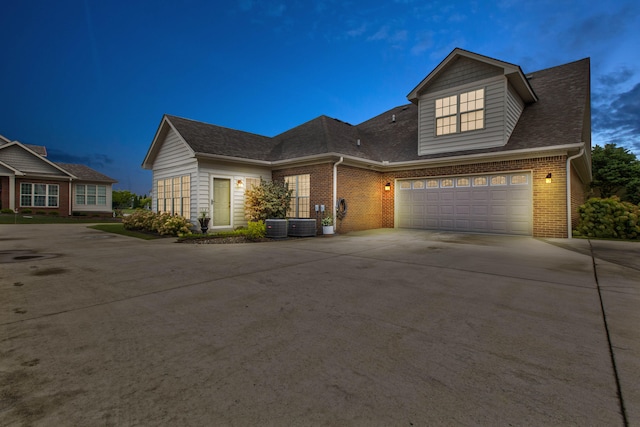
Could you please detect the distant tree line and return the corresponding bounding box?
[112,190,151,210]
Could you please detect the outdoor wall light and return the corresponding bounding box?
[237,179,244,188]
[384,182,391,191]
[545,173,552,184]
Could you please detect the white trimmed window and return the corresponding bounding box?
[284,174,310,218]
[157,175,190,217]
[76,184,107,206]
[20,183,59,207]
[435,87,485,135]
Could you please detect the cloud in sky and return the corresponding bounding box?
[47,148,114,169]
[593,83,640,152]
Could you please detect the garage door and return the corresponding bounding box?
[396,173,532,235]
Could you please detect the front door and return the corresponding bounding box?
[212,178,231,227]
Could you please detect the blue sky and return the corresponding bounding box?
[1,0,639,195]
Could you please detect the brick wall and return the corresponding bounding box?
[335,165,383,233]
[15,178,71,216]
[272,163,333,232]
[0,177,9,210]
[273,156,582,238]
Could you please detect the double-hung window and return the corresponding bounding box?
[76,184,107,206]
[284,174,310,218]
[435,88,485,135]
[20,183,59,207]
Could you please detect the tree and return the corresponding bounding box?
[244,179,293,221]
[112,190,136,209]
[591,143,640,204]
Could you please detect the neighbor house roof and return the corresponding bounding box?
[54,163,118,183]
[147,52,589,168]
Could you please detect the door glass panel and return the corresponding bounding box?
[213,178,231,226]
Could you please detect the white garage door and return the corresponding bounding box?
[396,173,532,235]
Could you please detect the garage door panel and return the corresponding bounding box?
[397,172,532,236]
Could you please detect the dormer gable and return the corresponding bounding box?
[407,48,537,156]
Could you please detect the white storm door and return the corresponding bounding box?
[212,178,231,227]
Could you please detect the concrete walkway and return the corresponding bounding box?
[1,224,638,426]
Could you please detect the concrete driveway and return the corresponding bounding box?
[1,224,638,426]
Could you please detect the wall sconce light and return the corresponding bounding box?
[545,173,552,184]
[237,179,244,188]
[384,182,391,191]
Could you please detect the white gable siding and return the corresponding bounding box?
[505,83,525,140]
[153,128,194,171]
[418,77,506,155]
[0,145,67,176]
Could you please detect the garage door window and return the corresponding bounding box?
[456,178,470,187]
[511,175,528,185]
[399,181,412,190]
[490,176,507,185]
[412,180,424,189]
[441,179,454,188]
[427,179,439,188]
[473,177,488,186]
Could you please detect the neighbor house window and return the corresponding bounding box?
[157,175,190,217]
[76,184,107,206]
[284,174,310,218]
[20,183,59,207]
[435,88,485,135]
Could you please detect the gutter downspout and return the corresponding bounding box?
[69,180,72,216]
[566,147,585,238]
[333,156,344,228]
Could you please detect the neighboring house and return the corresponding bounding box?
[0,135,117,215]
[143,48,591,238]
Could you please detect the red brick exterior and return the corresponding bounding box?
[272,155,588,238]
[0,177,9,210]
[12,178,72,216]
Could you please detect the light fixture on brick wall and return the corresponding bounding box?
[545,173,552,184]
[384,182,391,191]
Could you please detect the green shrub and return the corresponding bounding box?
[574,197,640,239]
[245,179,293,221]
[21,209,32,214]
[123,210,192,236]
[35,210,47,216]
[246,220,266,239]
[48,211,59,216]
[1,208,14,214]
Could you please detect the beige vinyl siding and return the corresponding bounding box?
[0,145,67,176]
[197,160,271,229]
[505,83,525,140]
[418,77,506,155]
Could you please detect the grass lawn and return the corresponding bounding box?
[0,213,120,225]
[88,223,162,240]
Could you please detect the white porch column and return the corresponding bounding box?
[9,175,15,211]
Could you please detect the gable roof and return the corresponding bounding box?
[54,163,118,183]
[406,48,537,104]
[0,141,76,178]
[146,50,589,169]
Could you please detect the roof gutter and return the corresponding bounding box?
[194,143,585,171]
[566,146,586,239]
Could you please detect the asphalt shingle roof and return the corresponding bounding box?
[164,57,589,164]
[55,163,118,183]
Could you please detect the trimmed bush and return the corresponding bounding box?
[48,211,59,216]
[1,208,14,214]
[35,210,47,216]
[21,209,32,214]
[246,220,266,239]
[123,210,192,236]
[574,197,640,239]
